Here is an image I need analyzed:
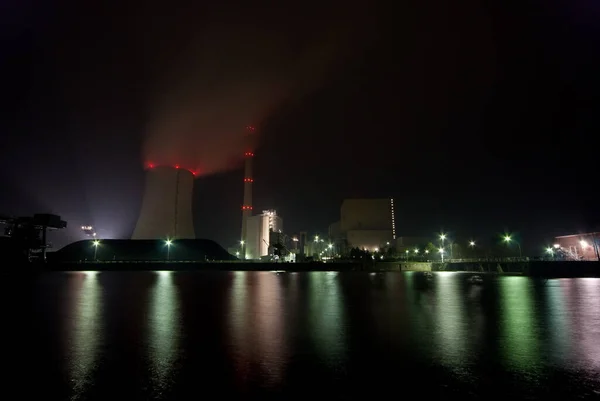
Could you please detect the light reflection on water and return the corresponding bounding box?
[67,271,102,399]
[308,272,346,369]
[228,271,288,388]
[32,271,600,399]
[147,271,181,394]
[499,276,540,371]
[434,272,469,368]
[570,278,600,371]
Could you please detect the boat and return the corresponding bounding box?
[468,275,484,284]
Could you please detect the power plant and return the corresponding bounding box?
[132,164,196,240]
[240,125,255,259]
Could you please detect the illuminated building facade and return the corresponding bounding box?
[330,198,396,252]
[245,209,283,259]
[132,165,195,240]
[553,233,600,261]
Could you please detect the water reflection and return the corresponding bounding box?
[308,272,346,368]
[228,272,287,387]
[545,280,569,364]
[433,273,469,368]
[499,277,540,370]
[148,271,181,393]
[570,278,600,371]
[68,271,103,398]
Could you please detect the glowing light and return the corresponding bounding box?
[92,240,99,247]
[469,241,475,247]
[503,235,512,243]
[580,240,590,248]
[440,233,447,240]
[439,248,445,253]
[149,269,180,391]
[553,243,560,249]
[499,277,539,369]
[165,240,172,246]
[546,247,554,254]
[67,271,101,397]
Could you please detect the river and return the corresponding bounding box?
[4,271,600,400]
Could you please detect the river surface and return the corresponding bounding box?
[4,271,600,400]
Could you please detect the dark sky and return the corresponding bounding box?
[1,1,598,252]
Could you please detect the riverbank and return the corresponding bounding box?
[27,260,599,277]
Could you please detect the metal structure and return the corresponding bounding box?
[240,125,255,259]
[132,165,195,240]
[0,213,67,262]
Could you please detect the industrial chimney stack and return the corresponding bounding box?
[240,125,255,259]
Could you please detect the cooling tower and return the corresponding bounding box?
[132,165,196,240]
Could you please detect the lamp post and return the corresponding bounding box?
[165,239,172,261]
[503,235,521,258]
[439,233,446,262]
[92,240,100,260]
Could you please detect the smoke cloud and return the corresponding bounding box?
[142,3,368,176]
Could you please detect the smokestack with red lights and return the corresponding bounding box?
[240,125,255,259]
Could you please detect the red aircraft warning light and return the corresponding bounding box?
[146,162,197,176]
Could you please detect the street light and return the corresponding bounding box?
[439,233,447,262]
[165,239,172,261]
[545,247,555,260]
[469,241,475,247]
[92,240,100,260]
[503,235,522,258]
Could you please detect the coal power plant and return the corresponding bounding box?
[132,164,196,240]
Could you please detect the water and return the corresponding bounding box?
[4,271,600,400]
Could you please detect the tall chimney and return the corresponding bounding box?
[240,125,255,259]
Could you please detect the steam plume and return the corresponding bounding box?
[143,3,367,176]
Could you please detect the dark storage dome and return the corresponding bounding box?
[49,239,236,262]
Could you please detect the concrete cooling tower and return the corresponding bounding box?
[132,165,196,240]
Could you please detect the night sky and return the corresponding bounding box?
[1,1,598,252]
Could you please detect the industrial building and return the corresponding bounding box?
[132,165,196,240]
[244,209,283,260]
[553,233,600,261]
[329,198,396,253]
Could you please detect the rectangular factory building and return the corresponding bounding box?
[331,198,396,252]
[245,210,283,260]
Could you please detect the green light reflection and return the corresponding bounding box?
[308,272,346,366]
[499,277,540,370]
